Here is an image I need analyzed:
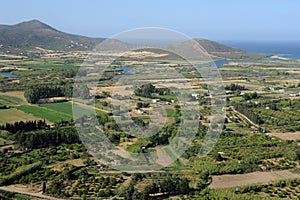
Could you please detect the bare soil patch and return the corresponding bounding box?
[269,132,300,141]
[209,169,300,189]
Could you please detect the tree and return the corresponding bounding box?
[24,84,74,104]
[213,152,223,161]
[134,83,156,98]
[136,102,143,109]
[243,92,259,101]
[123,183,134,200]
[284,150,297,161]
[15,127,80,149]
[42,181,47,193]
[225,83,247,91]
[132,190,141,200]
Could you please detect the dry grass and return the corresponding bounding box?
[48,159,85,171]
[0,109,44,125]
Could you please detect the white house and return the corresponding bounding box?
[192,94,199,99]
[290,93,299,97]
[137,109,144,114]
[261,166,267,171]
[218,152,226,157]
[278,89,286,93]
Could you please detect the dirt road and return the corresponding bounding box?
[0,186,65,200]
[230,106,258,128]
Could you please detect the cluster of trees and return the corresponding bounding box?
[149,123,178,146]
[71,170,118,197]
[16,168,59,185]
[0,189,23,199]
[0,161,42,186]
[192,132,300,176]
[97,112,124,132]
[123,173,190,200]
[46,179,66,197]
[252,99,300,131]
[24,84,73,103]
[193,157,259,176]
[126,122,179,153]
[243,92,259,100]
[225,83,247,91]
[0,120,49,133]
[14,127,80,149]
[131,117,148,127]
[0,105,10,109]
[60,69,77,78]
[94,176,117,197]
[134,83,172,98]
[136,102,150,109]
[236,178,300,195]
[234,103,264,124]
[95,91,111,99]
[66,168,120,198]
[197,178,300,199]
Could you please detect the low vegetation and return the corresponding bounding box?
[0,37,299,200]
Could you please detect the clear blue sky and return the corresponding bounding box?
[1,0,299,42]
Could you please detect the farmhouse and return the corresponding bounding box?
[218,152,226,157]
[192,93,199,99]
[137,109,144,114]
[278,89,287,93]
[226,90,234,95]
[289,93,299,97]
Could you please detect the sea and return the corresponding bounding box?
[221,41,300,60]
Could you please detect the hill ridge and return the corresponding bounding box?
[0,20,245,56]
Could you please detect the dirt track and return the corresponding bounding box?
[0,185,65,200]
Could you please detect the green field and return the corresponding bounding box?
[16,102,93,123]
[165,108,177,118]
[0,95,23,105]
[0,109,43,124]
[0,98,15,106]
[16,105,72,122]
[39,102,93,116]
[14,62,79,70]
